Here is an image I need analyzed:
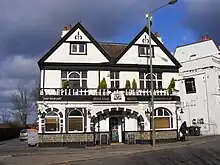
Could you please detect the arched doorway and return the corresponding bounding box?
[91,108,144,144]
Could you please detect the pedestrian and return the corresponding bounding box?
[179,121,188,142]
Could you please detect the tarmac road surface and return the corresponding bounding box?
[70,137,220,165]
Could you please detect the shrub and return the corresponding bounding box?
[125,80,131,89]
[132,79,137,90]
[62,80,69,89]
[168,78,175,95]
[98,78,107,89]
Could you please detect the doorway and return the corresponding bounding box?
[109,117,120,142]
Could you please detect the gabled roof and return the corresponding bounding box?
[99,42,127,58]
[114,26,181,68]
[38,22,112,66]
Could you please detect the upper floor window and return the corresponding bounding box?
[61,71,87,88]
[185,78,196,94]
[139,72,162,89]
[110,71,119,88]
[70,43,87,55]
[138,45,154,57]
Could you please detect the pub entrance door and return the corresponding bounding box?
[109,117,120,142]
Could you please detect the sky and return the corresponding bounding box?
[0,0,220,123]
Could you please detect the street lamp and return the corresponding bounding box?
[146,0,177,147]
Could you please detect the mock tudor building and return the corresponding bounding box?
[37,22,182,147]
[175,36,220,135]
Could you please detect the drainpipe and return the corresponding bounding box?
[204,73,211,131]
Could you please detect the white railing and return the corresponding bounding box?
[40,88,176,96]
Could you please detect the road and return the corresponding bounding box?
[0,136,220,165]
[70,138,220,165]
[0,139,37,155]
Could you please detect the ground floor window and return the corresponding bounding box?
[154,117,170,129]
[151,107,173,129]
[68,109,83,132]
[45,111,60,132]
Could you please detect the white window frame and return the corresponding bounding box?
[138,45,153,57]
[61,71,87,88]
[67,109,84,133]
[70,43,86,54]
[153,108,173,130]
[44,112,61,133]
[140,73,162,89]
[110,71,120,88]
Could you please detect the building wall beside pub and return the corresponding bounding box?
[175,41,220,135]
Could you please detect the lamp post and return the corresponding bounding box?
[175,102,184,140]
[146,0,177,147]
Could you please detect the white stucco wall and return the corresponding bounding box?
[43,70,177,90]
[45,28,109,63]
[117,45,175,66]
[38,101,178,134]
[44,70,61,88]
[120,72,139,88]
[175,40,220,135]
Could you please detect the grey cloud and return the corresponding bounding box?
[0,55,39,79]
[0,0,159,57]
[184,0,220,43]
[0,55,39,113]
[0,0,169,114]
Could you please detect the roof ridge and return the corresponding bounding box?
[99,42,128,45]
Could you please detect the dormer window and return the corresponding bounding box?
[138,45,154,57]
[70,43,87,55]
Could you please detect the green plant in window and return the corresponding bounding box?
[132,79,137,90]
[125,80,131,89]
[98,78,107,89]
[62,80,69,89]
[168,78,175,95]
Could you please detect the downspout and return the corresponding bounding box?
[204,73,211,131]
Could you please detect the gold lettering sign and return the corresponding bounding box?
[92,97,110,101]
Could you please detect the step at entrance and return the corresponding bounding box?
[111,142,124,145]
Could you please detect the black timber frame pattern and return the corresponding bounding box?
[38,22,111,66]
[38,22,181,71]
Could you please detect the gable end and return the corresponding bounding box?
[114,26,181,68]
[38,23,111,67]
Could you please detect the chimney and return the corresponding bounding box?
[155,32,159,37]
[201,35,210,41]
[61,25,72,38]
[154,32,163,43]
[67,25,72,30]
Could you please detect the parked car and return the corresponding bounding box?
[19,129,28,141]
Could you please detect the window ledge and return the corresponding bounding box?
[44,131,61,133]
[68,131,84,133]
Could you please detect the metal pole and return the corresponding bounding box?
[176,108,179,140]
[148,12,156,147]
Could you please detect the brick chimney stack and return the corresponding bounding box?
[61,25,72,38]
[154,32,163,43]
[155,32,159,37]
[201,35,210,41]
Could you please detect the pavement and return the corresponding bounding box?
[0,135,218,165]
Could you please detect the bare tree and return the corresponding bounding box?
[0,109,11,123]
[30,79,40,103]
[9,85,34,126]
